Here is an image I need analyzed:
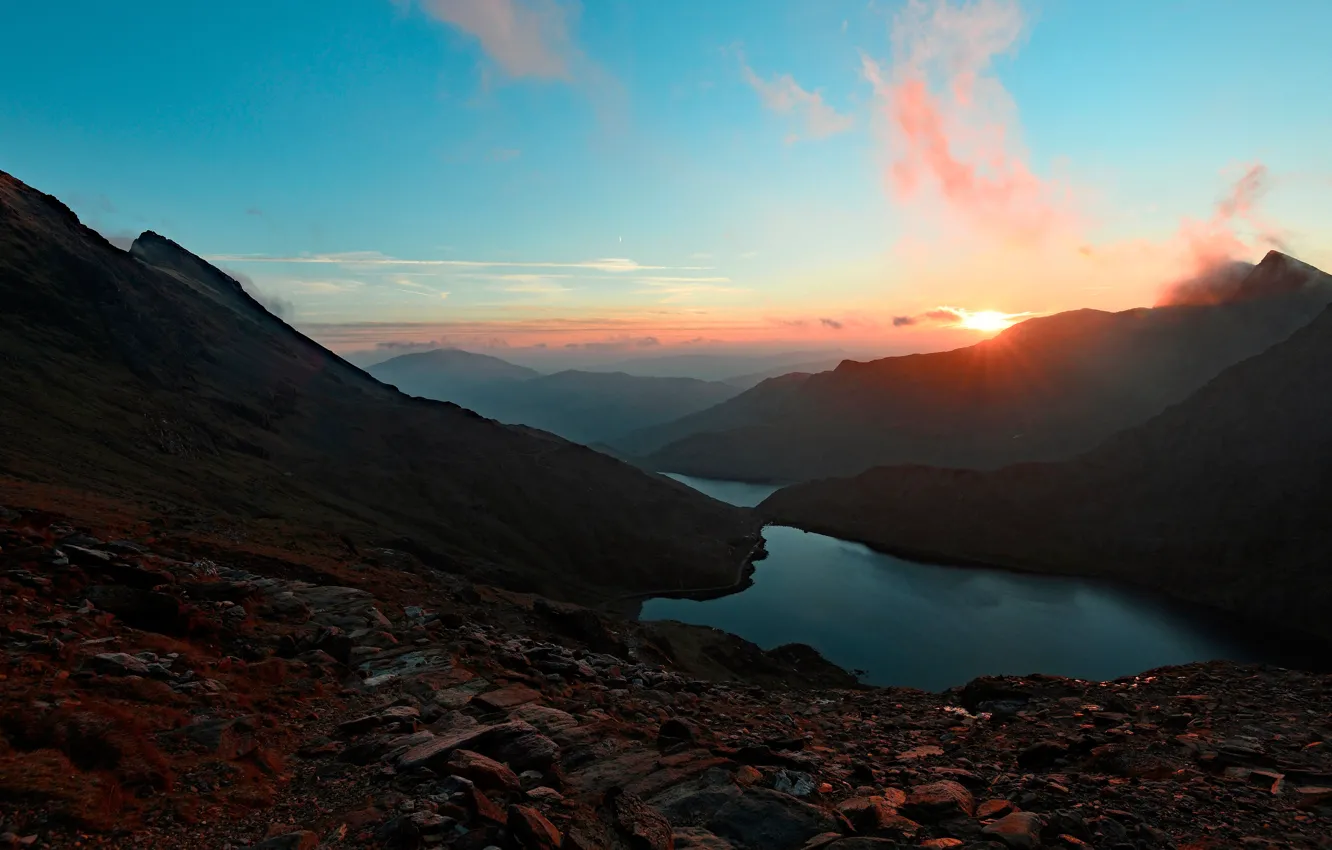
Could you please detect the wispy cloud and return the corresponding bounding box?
[501,278,572,294]
[410,0,576,79]
[741,56,855,141]
[207,252,708,273]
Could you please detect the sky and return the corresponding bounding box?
[3,0,1330,363]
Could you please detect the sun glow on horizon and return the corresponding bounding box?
[957,310,1019,332]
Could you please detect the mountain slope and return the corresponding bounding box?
[631,253,1332,481]
[466,370,743,445]
[0,170,756,601]
[370,353,744,445]
[368,348,540,398]
[761,299,1332,639]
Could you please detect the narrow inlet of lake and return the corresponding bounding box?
[646,474,1291,691]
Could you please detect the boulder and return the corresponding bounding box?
[900,781,975,822]
[88,652,150,677]
[508,804,562,849]
[446,749,521,794]
[604,787,674,850]
[981,812,1043,849]
[652,774,837,850]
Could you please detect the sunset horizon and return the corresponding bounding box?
[5,0,1330,365]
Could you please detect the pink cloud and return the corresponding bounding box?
[863,0,1075,245]
[742,59,856,141]
[416,0,576,79]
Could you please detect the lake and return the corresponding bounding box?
[645,474,1290,691]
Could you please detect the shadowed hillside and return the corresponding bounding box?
[626,253,1332,481]
[371,354,743,446]
[761,292,1332,640]
[0,170,757,602]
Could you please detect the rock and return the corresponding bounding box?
[981,811,1043,849]
[1017,740,1069,770]
[526,786,564,804]
[510,705,580,738]
[771,770,817,798]
[314,626,354,665]
[604,787,674,850]
[659,718,699,748]
[475,684,542,711]
[508,804,562,849]
[375,811,452,848]
[1296,786,1332,811]
[834,797,917,838]
[398,720,558,774]
[674,827,736,848]
[896,745,943,761]
[338,705,419,738]
[446,749,521,794]
[247,831,318,850]
[957,677,1031,713]
[84,585,186,634]
[900,781,975,822]
[652,776,837,850]
[822,841,907,849]
[171,716,258,760]
[977,799,1017,820]
[88,652,150,677]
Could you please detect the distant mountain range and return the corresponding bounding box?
[369,350,745,445]
[762,252,1332,640]
[0,170,756,602]
[617,251,1332,482]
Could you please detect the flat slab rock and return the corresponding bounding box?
[474,683,542,711]
[650,771,837,850]
[397,720,558,773]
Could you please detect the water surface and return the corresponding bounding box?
[648,475,1284,691]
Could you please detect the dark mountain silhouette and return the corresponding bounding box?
[368,347,540,396]
[593,349,848,381]
[473,370,742,446]
[625,252,1332,481]
[721,355,849,389]
[761,287,1332,640]
[0,170,757,601]
[370,352,743,446]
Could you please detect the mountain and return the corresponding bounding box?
[761,293,1332,640]
[627,253,1332,481]
[368,347,540,398]
[0,170,757,602]
[467,370,743,445]
[591,349,849,381]
[721,356,849,389]
[370,352,744,445]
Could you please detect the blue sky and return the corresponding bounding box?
[3,0,1329,359]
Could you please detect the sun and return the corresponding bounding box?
[958,311,1017,332]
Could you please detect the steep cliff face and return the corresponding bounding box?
[0,170,757,602]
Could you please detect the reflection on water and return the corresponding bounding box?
[646,475,1282,691]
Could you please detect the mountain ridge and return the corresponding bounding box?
[625,253,1332,481]
[761,275,1332,640]
[0,169,757,604]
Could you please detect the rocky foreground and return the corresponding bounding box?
[1,501,1330,849]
